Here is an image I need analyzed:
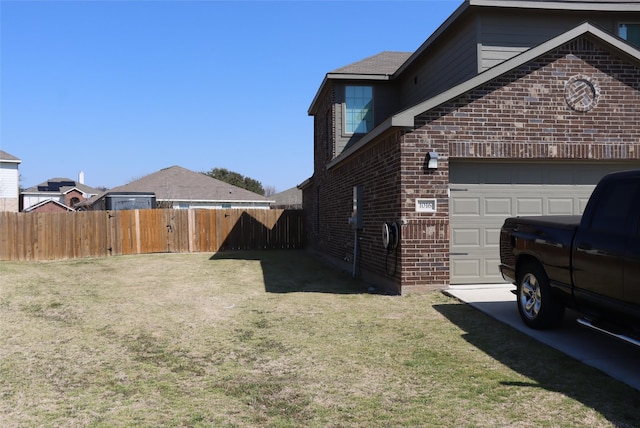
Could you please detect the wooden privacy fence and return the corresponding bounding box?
[0,209,304,261]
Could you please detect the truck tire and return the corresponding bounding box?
[517,262,564,329]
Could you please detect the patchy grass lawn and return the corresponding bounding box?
[1,250,639,427]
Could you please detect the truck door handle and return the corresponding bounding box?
[577,242,592,251]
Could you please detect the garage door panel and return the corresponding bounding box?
[485,228,500,247]
[450,258,481,279]
[516,198,543,215]
[484,258,503,280]
[451,197,480,216]
[547,198,574,215]
[451,228,481,246]
[449,161,637,284]
[579,197,591,213]
[484,198,511,216]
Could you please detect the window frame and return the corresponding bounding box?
[343,85,374,135]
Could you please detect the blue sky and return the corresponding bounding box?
[1,0,462,193]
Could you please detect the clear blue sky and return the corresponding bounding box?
[1,0,462,193]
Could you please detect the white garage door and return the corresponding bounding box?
[449,161,640,284]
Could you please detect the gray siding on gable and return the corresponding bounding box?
[478,10,623,71]
[399,16,479,108]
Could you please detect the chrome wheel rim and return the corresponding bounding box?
[520,273,541,320]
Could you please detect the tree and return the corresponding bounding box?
[204,168,265,195]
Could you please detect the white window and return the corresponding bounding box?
[345,86,373,134]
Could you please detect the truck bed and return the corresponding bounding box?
[505,215,581,229]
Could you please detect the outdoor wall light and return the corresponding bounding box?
[426,151,439,170]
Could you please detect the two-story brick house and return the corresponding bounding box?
[303,0,640,294]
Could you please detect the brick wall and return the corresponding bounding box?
[400,36,640,292]
[30,201,70,213]
[432,39,640,162]
[305,99,405,293]
[65,189,85,208]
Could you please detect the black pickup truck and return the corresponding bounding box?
[499,170,640,345]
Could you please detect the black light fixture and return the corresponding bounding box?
[426,151,439,170]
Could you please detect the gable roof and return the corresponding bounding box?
[309,0,640,116]
[327,22,640,169]
[22,177,101,195]
[469,0,640,11]
[308,52,411,115]
[108,165,271,202]
[395,0,640,78]
[23,199,74,212]
[0,150,21,163]
[331,51,412,76]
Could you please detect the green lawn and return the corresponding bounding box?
[1,251,639,427]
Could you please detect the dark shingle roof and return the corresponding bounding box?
[330,51,412,76]
[23,177,101,195]
[109,165,269,202]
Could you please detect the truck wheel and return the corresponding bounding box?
[517,262,564,329]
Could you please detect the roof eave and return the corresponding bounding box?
[470,0,640,11]
[394,0,640,78]
[308,73,394,115]
[297,177,313,190]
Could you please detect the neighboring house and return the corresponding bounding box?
[270,187,302,209]
[85,165,273,210]
[0,150,21,212]
[304,0,640,294]
[21,175,100,213]
[23,199,75,213]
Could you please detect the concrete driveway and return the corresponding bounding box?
[445,284,640,391]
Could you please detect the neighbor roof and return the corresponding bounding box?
[22,177,101,195]
[108,165,271,202]
[23,199,74,213]
[271,187,302,207]
[0,150,21,163]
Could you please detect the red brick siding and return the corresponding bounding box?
[401,37,640,292]
[64,189,84,208]
[30,201,70,213]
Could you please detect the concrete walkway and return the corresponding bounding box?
[445,284,640,391]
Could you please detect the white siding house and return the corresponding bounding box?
[0,150,21,212]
